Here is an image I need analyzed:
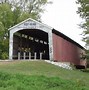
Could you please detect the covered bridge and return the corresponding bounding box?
[9,18,86,67]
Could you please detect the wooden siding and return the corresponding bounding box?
[52,33,82,65]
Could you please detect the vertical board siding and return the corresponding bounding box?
[52,33,81,65]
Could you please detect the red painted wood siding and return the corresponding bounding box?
[52,33,81,65]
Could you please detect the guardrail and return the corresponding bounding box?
[13,52,43,60]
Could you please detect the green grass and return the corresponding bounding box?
[0,60,89,90]
[0,72,88,90]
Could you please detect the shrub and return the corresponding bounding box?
[1,52,8,60]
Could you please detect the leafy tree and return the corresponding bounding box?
[0,0,52,21]
[0,3,13,59]
[0,3,13,37]
[0,0,52,59]
[76,0,89,59]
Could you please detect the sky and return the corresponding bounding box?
[41,0,85,47]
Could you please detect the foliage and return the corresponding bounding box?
[0,61,89,90]
[76,0,89,19]
[76,0,89,59]
[1,52,8,60]
[0,39,9,59]
[0,0,52,59]
[0,0,52,22]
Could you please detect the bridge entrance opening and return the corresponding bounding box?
[13,29,49,60]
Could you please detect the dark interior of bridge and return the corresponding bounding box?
[13,29,49,60]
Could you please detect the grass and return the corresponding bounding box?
[0,72,88,90]
[0,60,89,90]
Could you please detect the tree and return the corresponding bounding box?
[0,3,13,59]
[76,0,89,59]
[0,0,52,21]
[0,0,52,59]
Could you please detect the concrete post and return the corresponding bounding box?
[34,52,37,60]
[40,53,42,60]
[18,52,20,60]
[24,52,26,60]
[29,52,31,60]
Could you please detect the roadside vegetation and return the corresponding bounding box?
[0,61,89,90]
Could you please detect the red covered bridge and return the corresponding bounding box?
[9,18,86,68]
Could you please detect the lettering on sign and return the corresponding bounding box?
[24,21,36,29]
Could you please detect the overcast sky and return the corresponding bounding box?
[41,0,85,47]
